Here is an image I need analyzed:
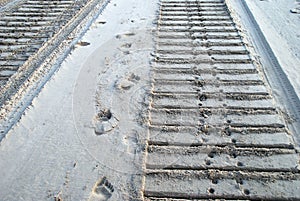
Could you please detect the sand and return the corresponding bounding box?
[0,0,157,200]
[0,0,299,200]
[244,0,300,97]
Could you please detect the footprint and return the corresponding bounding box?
[89,177,114,201]
[291,1,300,13]
[97,20,107,24]
[54,191,63,201]
[77,41,91,46]
[116,79,134,90]
[97,109,112,121]
[128,73,140,82]
[115,32,136,39]
[94,109,119,135]
[290,7,300,14]
[121,43,132,48]
[115,73,140,91]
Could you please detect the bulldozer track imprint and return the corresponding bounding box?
[0,0,299,200]
[0,0,110,140]
[0,0,87,88]
[143,0,300,200]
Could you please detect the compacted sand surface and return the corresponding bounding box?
[245,0,300,98]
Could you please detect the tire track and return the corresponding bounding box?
[235,0,300,146]
[143,0,300,200]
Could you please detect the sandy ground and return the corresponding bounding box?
[0,0,11,7]
[0,0,157,200]
[0,0,299,200]
[0,0,19,10]
[244,0,300,97]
